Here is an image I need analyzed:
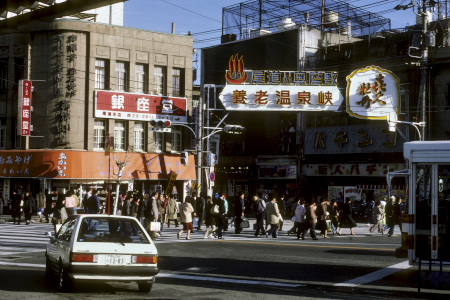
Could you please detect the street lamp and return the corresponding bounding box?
[388,112,426,141]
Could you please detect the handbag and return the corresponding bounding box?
[210,204,219,214]
[150,221,161,232]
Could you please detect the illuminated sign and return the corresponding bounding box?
[18,80,32,136]
[219,54,343,111]
[95,90,187,122]
[346,66,400,120]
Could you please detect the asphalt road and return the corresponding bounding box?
[1,218,450,299]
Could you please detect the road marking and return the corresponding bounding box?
[0,261,45,268]
[157,273,305,287]
[333,261,411,287]
[213,240,396,251]
[0,262,304,288]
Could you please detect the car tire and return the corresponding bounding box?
[58,263,72,292]
[45,256,53,280]
[137,281,153,293]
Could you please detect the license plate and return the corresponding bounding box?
[105,254,125,265]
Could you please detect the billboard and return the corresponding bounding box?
[218,54,344,111]
[346,66,400,120]
[18,80,32,136]
[95,90,188,122]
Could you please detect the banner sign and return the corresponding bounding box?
[18,80,32,136]
[219,54,343,111]
[302,162,406,177]
[165,171,178,198]
[95,90,187,122]
[0,150,196,180]
[346,66,400,120]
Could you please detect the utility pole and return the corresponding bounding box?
[420,0,429,141]
[196,94,203,198]
[415,0,434,141]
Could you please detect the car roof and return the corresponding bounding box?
[68,214,139,221]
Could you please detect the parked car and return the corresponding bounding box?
[45,214,159,293]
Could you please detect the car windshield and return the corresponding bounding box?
[77,217,150,244]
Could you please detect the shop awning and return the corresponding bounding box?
[0,150,196,180]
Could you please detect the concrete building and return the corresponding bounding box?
[0,13,196,206]
[200,0,449,204]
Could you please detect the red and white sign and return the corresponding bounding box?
[18,80,32,136]
[95,90,187,122]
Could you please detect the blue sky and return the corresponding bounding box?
[124,0,418,50]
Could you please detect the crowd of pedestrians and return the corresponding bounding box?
[1,187,404,241]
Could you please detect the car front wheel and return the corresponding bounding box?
[137,281,153,293]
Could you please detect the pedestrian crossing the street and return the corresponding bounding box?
[0,219,399,247]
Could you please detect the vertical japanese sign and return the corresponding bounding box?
[346,66,400,120]
[165,171,178,198]
[18,80,32,136]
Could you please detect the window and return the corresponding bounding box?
[94,120,106,149]
[135,64,148,94]
[14,122,21,149]
[154,132,163,152]
[114,121,126,151]
[77,217,150,244]
[0,60,7,91]
[0,119,6,149]
[95,59,108,90]
[172,130,181,152]
[134,122,145,151]
[116,61,129,92]
[172,68,184,96]
[154,66,166,95]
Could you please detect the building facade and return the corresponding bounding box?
[201,0,450,203]
[0,17,196,206]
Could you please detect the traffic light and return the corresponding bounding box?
[181,151,189,165]
[223,125,245,134]
[149,119,172,132]
[208,152,217,166]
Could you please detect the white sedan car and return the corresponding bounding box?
[45,214,159,293]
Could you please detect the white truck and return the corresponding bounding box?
[401,141,450,265]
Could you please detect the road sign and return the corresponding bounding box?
[209,172,215,182]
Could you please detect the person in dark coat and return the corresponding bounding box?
[130,197,139,218]
[121,195,131,216]
[215,195,227,239]
[196,195,206,231]
[11,191,22,225]
[23,191,36,225]
[234,192,245,234]
[203,196,216,238]
[339,197,357,235]
[385,195,402,237]
[316,198,330,238]
[252,193,266,237]
[86,189,101,214]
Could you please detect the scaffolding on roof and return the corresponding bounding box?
[222,0,391,39]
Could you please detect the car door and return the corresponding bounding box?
[47,219,77,266]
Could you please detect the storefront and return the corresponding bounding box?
[0,150,196,207]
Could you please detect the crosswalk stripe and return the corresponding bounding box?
[0,223,53,246]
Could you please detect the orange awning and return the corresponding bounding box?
[0,150,196,180]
